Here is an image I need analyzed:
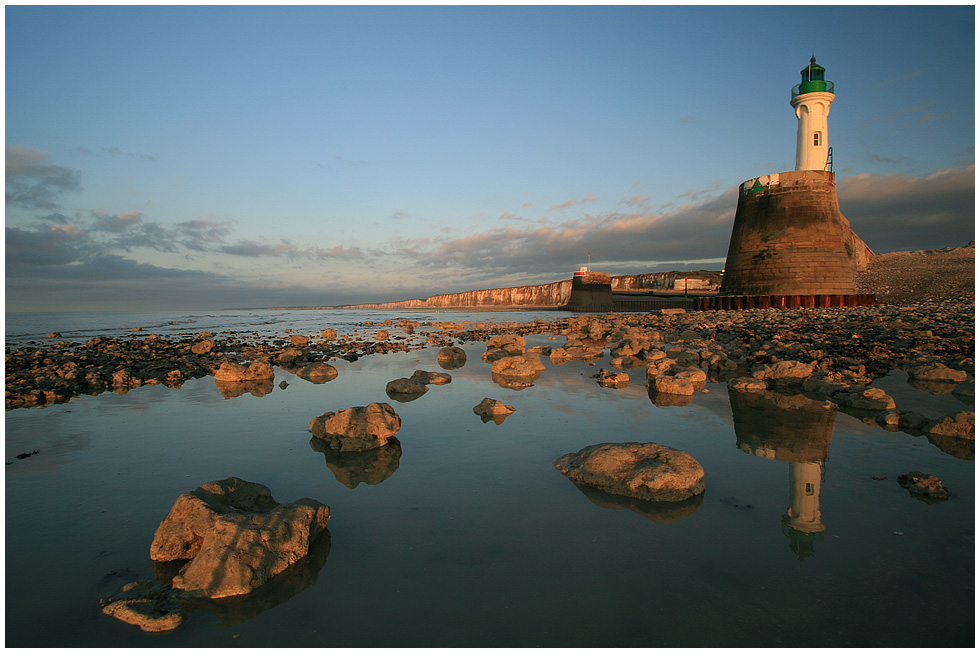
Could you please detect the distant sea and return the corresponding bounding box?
[4,308,573,348]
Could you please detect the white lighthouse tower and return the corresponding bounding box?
[790,56,835,171]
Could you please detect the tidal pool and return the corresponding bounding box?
[5,336,974,647]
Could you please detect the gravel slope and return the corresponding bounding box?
[856,241,975,304]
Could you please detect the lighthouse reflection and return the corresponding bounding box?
[728,387,836,562]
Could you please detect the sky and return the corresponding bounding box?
[5,4,975,312]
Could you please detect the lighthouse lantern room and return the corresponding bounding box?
[790,56,835,172]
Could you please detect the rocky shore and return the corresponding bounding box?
[6,244,975,423]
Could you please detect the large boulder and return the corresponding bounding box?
[149,478,330,600]
[553,442,705,502]
[309,402,402,452]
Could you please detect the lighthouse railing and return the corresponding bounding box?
[791,80,834,99]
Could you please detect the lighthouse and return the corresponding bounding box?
[791,56,835,171]
[716,55,873,303]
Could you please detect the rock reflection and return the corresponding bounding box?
[310,436,402,487]
[907,378,959,395]
[491,371,542,390]
[729,387,835,562]
[571,483,704,524]
[214,378,274,399]
[646,385,694,407]
[153,531,331,627]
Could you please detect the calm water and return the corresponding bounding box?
[4,311,975,647]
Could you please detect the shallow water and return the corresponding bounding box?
[4,321,975,647]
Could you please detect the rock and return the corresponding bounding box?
[665,347,699,367]
[320,329,337,340]
[752,360,815,385]
[278,347,307,365]
[46,332,62,338]
[897,471,950,500]
[385,377,429,400]
[729,377,769,392]
[594,368,630,388]
[486,334,526,351]
[375,330,389,341]
[673,366,707,388]
[645,356,678,377]
[191,339,216,354]
[214,361,274,382]
[410,370,452,385]
[101,588,185,632]
[297,362,338,383]
[649,375,694,396]
[924,411,975,439]
[554,442,705,502]
[437,346,467,369]
[309,402,402,451]
[168,495,330,599]
[490,355,545,377]
[473,397,516,424]
[836,386,896,411]
[907,363,969,383]
[289,335,310,347]
[150,477,279,562]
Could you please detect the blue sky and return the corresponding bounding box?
[5,5,975,311]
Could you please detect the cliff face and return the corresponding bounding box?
[342,272,719,310]
[344,280,572,309]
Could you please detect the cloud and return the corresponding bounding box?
[92,210,144,232]
[399,188,738,284]
[547,194,600,212]
[220,240,296,258]
[838,165,975,252]
[75,146,156,162]
[305,245,364,260]
[6,224,91,267]
[5,145,81,210]
[175,217,235,249]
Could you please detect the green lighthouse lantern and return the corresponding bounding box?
[792,56,834,98]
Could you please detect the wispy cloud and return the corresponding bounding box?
[74,146,156,162]
[548,193,599,212]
